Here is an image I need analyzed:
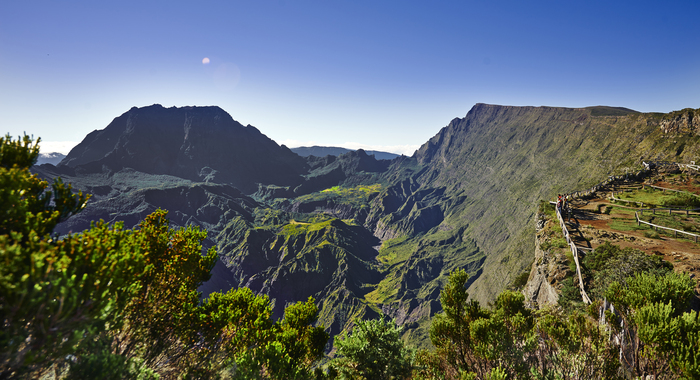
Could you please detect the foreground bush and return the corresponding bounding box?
[330,317,414,379]
[0,135,328,379]
[416,268,698,380]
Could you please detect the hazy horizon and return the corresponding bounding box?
[3,1,700,155]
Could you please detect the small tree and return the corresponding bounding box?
[468,290,535,378]
[331,317,414,380]
[605,271,698,378]
[422,269,488,378]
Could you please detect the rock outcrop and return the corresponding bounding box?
[523,213,570,308]
[660,108,700,135]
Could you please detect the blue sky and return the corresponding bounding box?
[2,1,699,155]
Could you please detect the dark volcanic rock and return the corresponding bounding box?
[60,104,308,193]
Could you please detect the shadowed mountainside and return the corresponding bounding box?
[59,104,308,194]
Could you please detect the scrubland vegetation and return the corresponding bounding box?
[3,135,700,379]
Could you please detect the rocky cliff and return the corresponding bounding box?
[659,108,700,135]
[523,207,571,308]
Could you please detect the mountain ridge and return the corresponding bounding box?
[31,102,700,347]
[291,146,401,160]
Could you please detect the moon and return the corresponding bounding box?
[202,57,210,65]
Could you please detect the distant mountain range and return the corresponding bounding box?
[291,146,401,160]
[31,103,700,346]
[36,152,66,166]
[35,145,399,169]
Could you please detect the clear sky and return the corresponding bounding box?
[2,1,699,155]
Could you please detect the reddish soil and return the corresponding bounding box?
[650,179,700,194]
[566,192,700,286]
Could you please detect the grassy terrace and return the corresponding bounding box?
[614,187,700,207]
[294,184,383,207]
[583,173,700,243]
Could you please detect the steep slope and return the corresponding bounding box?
[365,104,700,306]
[60,104,308,193]
[216,214,383,335]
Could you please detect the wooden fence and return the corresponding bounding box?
[638,207,700,217]
[643,184,688,193]
[564,170,649,201]
[679,163,700,171]
[610,192,645,207]
[634,211,700,243]
[554,205,592,304]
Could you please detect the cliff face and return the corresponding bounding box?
[523,211,570,308]
[659,108,700,135]
[367,104,700,304]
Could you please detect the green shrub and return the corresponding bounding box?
[331,317,414,380]
[589,246,672,299]
[508,271,531,290]
[558,277,583,308]
[644,230,661,239]
[662,192,700,208]
[583,241,620,271]
[552,237,568,248]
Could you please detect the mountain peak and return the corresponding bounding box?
[60,104,307,193]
